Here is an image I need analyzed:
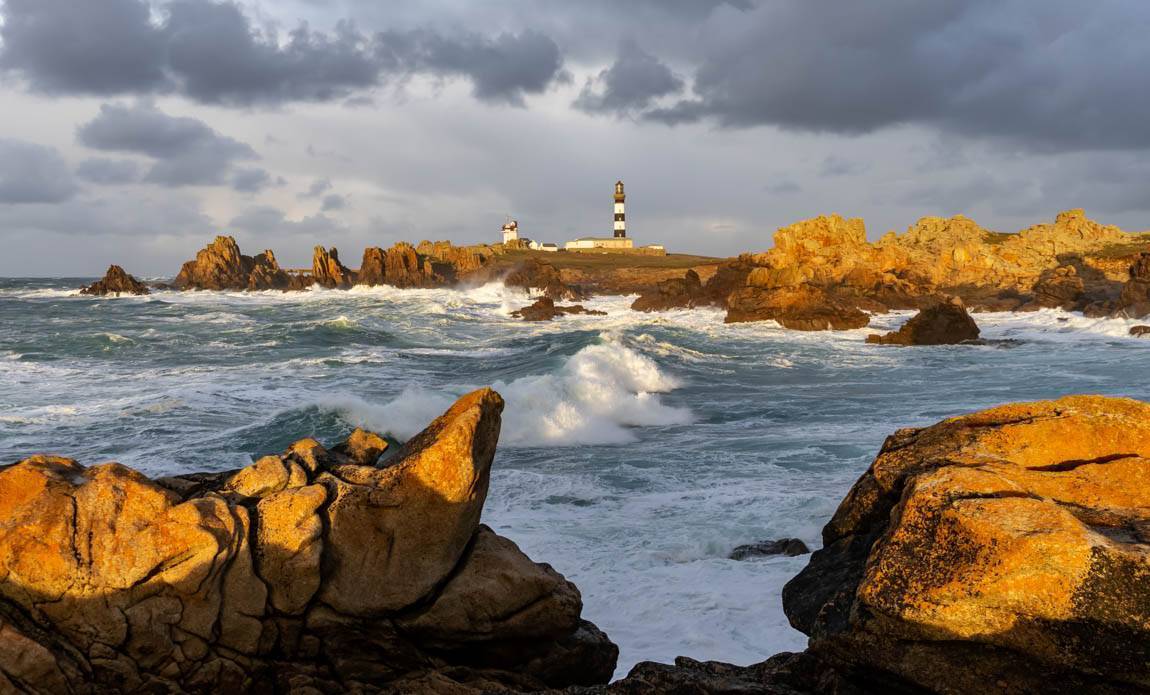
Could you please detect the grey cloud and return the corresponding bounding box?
[380,29,567,106]
[574,40,683,116]
[0,139,79,204]
[77,103,257,186]
[321,194,347,211]
[0,190,211,236]
[299,178,334,198]
[764,180,801,195]
[231,168,274,193]
[229,205,347,236]
[648,1,1150,151]
[76,158,142,185]
[0,0,569,107]
[819,156,868,178]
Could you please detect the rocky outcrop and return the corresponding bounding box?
[729,538,810,560]
[726,285,870,330]
[0,389,617,693]
[79,265,149,296]
[1112,252,1150,318]
[1030,264,1086,310]
[780,395,1150,693]
[631,270,704,312]
[312,246,355,289]
[511,297,606,322]
[174,236,303,291]
[1130,325,1150,337]
[866,298,980,345]
[502,258,582,300]
[357,243,442,289]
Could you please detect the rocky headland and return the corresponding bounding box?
[0,389,617,693]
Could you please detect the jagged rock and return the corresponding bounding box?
[312,246,355,289]
[1130,325,1150,337]
[330,427,388,466]
[631,270,703,312]
[1030,264,1085,309]
[503,258,581,300]
[79,265,150,296]
[358,244,443,288]
[0,389,616,692]
[781,395,1150,693]
[865,299,980,345]
[729,538,811,560]
[725,285,870,330]
[174,236,300,290]
[511,297,606,322]
[1112,252,1150,318]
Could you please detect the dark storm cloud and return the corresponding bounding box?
[0,139,79,204]
[76,103,257,186]
[0,0,568,107]
[76,158,142,185]
[647,1,1150,151]
[574,41,683,116]
[819,156,868,178]
[380,28,567,106]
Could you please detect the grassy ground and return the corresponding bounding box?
[494,249,725,269]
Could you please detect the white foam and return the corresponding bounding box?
[314,333,691,446]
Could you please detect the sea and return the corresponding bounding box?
[3,277,1149,677]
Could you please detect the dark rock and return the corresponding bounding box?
[865,298,979,345]
[1113,252,1150,318]
[1030,264,1085,310]
[729,538,811,560]
[512,297,606,322]
[631,270,704,312]
[504,258,582,301]
[79,265,149,296]
[1130,325,1150,337]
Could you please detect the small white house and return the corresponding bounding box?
[529,240,559,252]
[565,236,634,251]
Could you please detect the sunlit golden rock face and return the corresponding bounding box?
[0,388,618,693]
[784,395,1150,693]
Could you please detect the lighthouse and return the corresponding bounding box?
[613,180,626,238]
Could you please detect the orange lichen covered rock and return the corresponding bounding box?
[783,395,1150,693]
[0,389,617,693]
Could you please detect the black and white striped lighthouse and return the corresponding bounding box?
[613,180,626,238]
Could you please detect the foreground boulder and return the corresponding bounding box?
[79,265,149,296]
[0,389,617,693]
[865,298,980,345]
[630,269,704,312]
[781,395,1150,693]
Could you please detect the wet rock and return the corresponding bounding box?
[1030,264,1085,309]
[79,265,149,296]
[312,246,355,289]
[729,538,811,560]
[503,258,582,300]
[865,298,980,345]
[1130,325,1150,337]
[511,297,606,322]
[0,389,616,692]
[630,269,703,312]
[725,285,870,330]
[782,395,1150,693]
[1113,252,1150,318]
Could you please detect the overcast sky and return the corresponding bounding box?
[1,0,1149,275]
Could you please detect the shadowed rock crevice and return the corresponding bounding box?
[0,388,617,693]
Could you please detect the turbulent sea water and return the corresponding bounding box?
[4,277,1150,676]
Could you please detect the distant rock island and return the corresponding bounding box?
[86,208,1150,326]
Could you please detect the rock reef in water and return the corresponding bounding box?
[0,389,617,693]
[598,395,1150,693]
[174,236,304,291]
[729,538,810,560]
[511,296,606,321]
[866,298,980,345]
[79,265,149,296]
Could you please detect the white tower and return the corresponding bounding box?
[501,219,519,244]
[613,181,626,238]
